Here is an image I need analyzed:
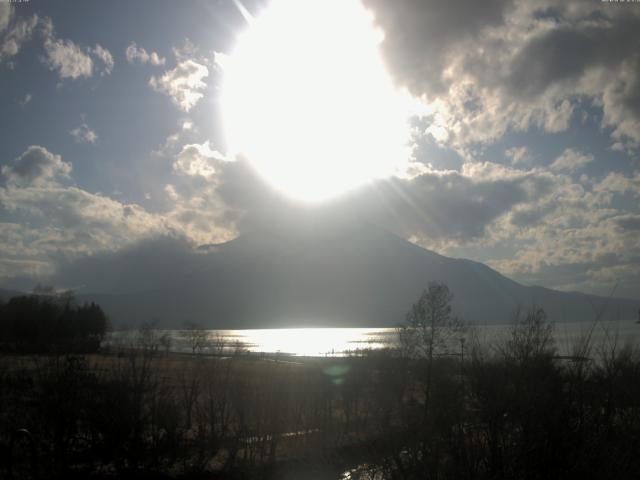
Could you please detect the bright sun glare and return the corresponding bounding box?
[221,0,412,202]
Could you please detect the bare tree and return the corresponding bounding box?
[399,282,462,361]
[399,282,463,434]
[183,321,210,355]
[500,306,555,364]
[159,332,172,355]
[137,319,162,355]
[210,332,227,356]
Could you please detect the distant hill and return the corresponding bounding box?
[0,288,25,301]
[44,221,640,329]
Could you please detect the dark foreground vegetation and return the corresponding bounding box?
[1,284,640,479]
[0,290,108,353]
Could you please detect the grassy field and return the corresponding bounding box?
[2,314,640,479]
[0,347,407,479]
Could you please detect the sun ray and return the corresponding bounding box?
[231,0,254,26]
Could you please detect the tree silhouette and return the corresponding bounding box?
[400,282,461,361]
[0,291,108,352]
[183,321,209,354]
[397,282,464,475]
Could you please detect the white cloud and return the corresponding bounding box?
[0,145,237,284]
[125,41,165,65]
[43,36,93,79]
[164,184,179,201]
[363,1,640,149]
[488,207,640,297]
[0,185,165,240]
[18,93,32,106]
[1,14,113,78]
[505,146,532,166]
[69,123,98,144]
[543,99,574,133]
[597,56,640,145]
[0,184,175,282]
[0,4,11,33]
[173,141,229,177]
[0,256,55,279]
[550,148,594,173]
[42,24,114,80]
[149,59,209,112]
[149,118,203,159]
[1,144,239,265]
[477,164,640,297]
[357,141,640,298]
[0,148,174,274]
[1,145,72,186]
[92,43,114,75]
[0,14,38,63]
[172,38,198,62]
[593,171,640,198]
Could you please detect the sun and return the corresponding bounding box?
[220,0,412,202]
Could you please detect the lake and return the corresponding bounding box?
[106,319,640,357]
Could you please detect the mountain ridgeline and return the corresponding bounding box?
[21,222,640,328]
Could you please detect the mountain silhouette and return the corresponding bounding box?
[45,220,640,328]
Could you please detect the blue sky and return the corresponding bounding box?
[1,0,639,299]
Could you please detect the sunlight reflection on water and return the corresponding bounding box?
[210,327,395,356]
[106,320,640,357]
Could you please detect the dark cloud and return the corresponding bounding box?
[365,0,639,102]
[619,57,640,118]
[1,145,71,186]
[354,173,529,242]
[362,0,511,96]
[507,17,640,100]
[510,204,555,228]
[615,215,640,232]
[410,117,464,170]
[214,158,535,244]
[363,1,640,144]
